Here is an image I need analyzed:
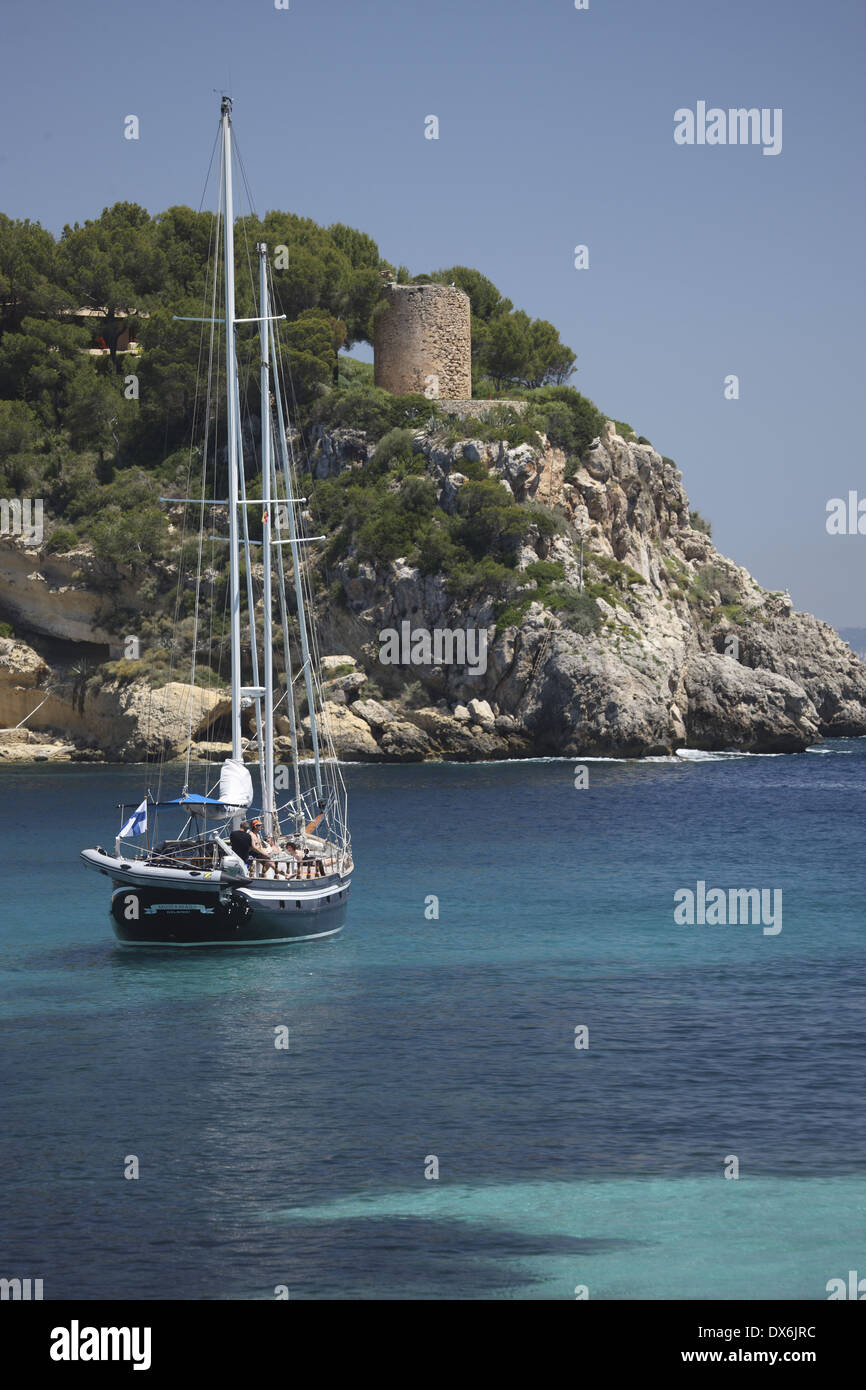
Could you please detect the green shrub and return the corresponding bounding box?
[454,478,529,560]
[369,427,416,476]
[354,476,437,564]
[719,603,746,625]
[494,596,532,631]
[416,522,458,575]
[387,393,438,430]
[523,559,565,586]
[689,509,712,536]
[592,553,646,588]
[313,384,394,438]
[459,457,490,482]
[45,524,78,553]
[551,587,602,635]
[583,578,616,603]
[693,563,739,605]
[525,387,606,458]
[0,621,14,639]
[446,553,514,597]
[522,499,569,538]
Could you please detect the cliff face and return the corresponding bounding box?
[314,420,866,759]
[2,421,865,761]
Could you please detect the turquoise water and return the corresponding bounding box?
[0,745,864,1299]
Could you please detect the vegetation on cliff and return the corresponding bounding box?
[0,201,626,674]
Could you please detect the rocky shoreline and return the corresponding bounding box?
[2,420,866,763]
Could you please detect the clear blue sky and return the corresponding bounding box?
[2,0,864,625]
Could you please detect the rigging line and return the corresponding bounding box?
[177,270,220,791]
[197,126,221,215]
[156,176,223,801]
[271,441,303,817]
[265,262,347,833]
[231,133,259,222]
[184,196,223,786]
[271,304,348,819]
[269,308,322,797]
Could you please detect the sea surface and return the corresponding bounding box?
[0,744,864,1300]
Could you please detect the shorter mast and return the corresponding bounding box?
[235,380,266,806]
[273,480,303,822]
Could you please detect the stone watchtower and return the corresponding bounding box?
[373,282,471,399]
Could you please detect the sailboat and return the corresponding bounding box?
[80,97,353,946]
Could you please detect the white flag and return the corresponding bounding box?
[119,799,147,838]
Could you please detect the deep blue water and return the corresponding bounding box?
[1,744,864,1299]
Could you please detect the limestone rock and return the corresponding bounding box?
[324,670,367,700]
[683,654,821,752]
[0,637,49,689]
[0,740,77,762]
[467,697,495,728]
[377,719,430,762]
[0,541,138,645]
[308,701,381,761]
[351,698,397,733]
[321,654,358,677]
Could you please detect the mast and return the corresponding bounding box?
[270,320,324,801]
[236,391,267,810]
[221,96,243,761]
[259,244,275,838]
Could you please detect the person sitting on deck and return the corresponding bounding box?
[229,821,273,875]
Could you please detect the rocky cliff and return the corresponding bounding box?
[2,420,865,762]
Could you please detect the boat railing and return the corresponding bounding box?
[248,855,340,880]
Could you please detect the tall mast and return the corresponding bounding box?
[259,244,275,838]
[221,96,242,761]
[270,322,323,801]
[236,392,267,808]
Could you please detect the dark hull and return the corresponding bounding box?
[109,882,349,946]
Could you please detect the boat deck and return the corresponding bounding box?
[141,838,350,881]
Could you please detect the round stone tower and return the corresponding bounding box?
[373,282,471,399]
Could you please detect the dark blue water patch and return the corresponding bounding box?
[235,1217,639,1301]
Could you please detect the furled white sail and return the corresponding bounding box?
[219,758,253,810]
